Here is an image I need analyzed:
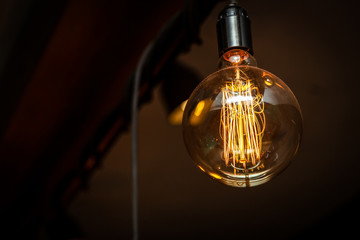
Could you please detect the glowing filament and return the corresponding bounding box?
[220,69,265,169]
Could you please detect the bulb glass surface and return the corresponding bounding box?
[183,53,302,187]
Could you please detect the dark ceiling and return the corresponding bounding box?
[0,0,360,239]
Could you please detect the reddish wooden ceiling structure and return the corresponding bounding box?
[0,0,217,238]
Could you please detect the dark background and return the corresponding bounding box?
[1,0,360,239]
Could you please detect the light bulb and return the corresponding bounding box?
[182,4,302,187]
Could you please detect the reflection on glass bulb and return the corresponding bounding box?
[182,49,302,187]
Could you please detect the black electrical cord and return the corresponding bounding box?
[129,7,205,238]
[131,42,153,240]
[129,1,218,239]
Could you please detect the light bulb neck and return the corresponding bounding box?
[217,3,253,56]
[218,48,257,69]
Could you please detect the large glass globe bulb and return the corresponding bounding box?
[182,51,302,187]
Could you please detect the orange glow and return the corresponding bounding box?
[194,100,205,116]
[223,49,250,65]
[197,165,206,172]
[275,82,284,89]
[220,68,265,170]
[263,72,274,87]
[189,99,211,126]
[168,100,188,125]
[264,79,273,86]
[262,72,273,77]
[209,172,222,179]
[180,100,187,111]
